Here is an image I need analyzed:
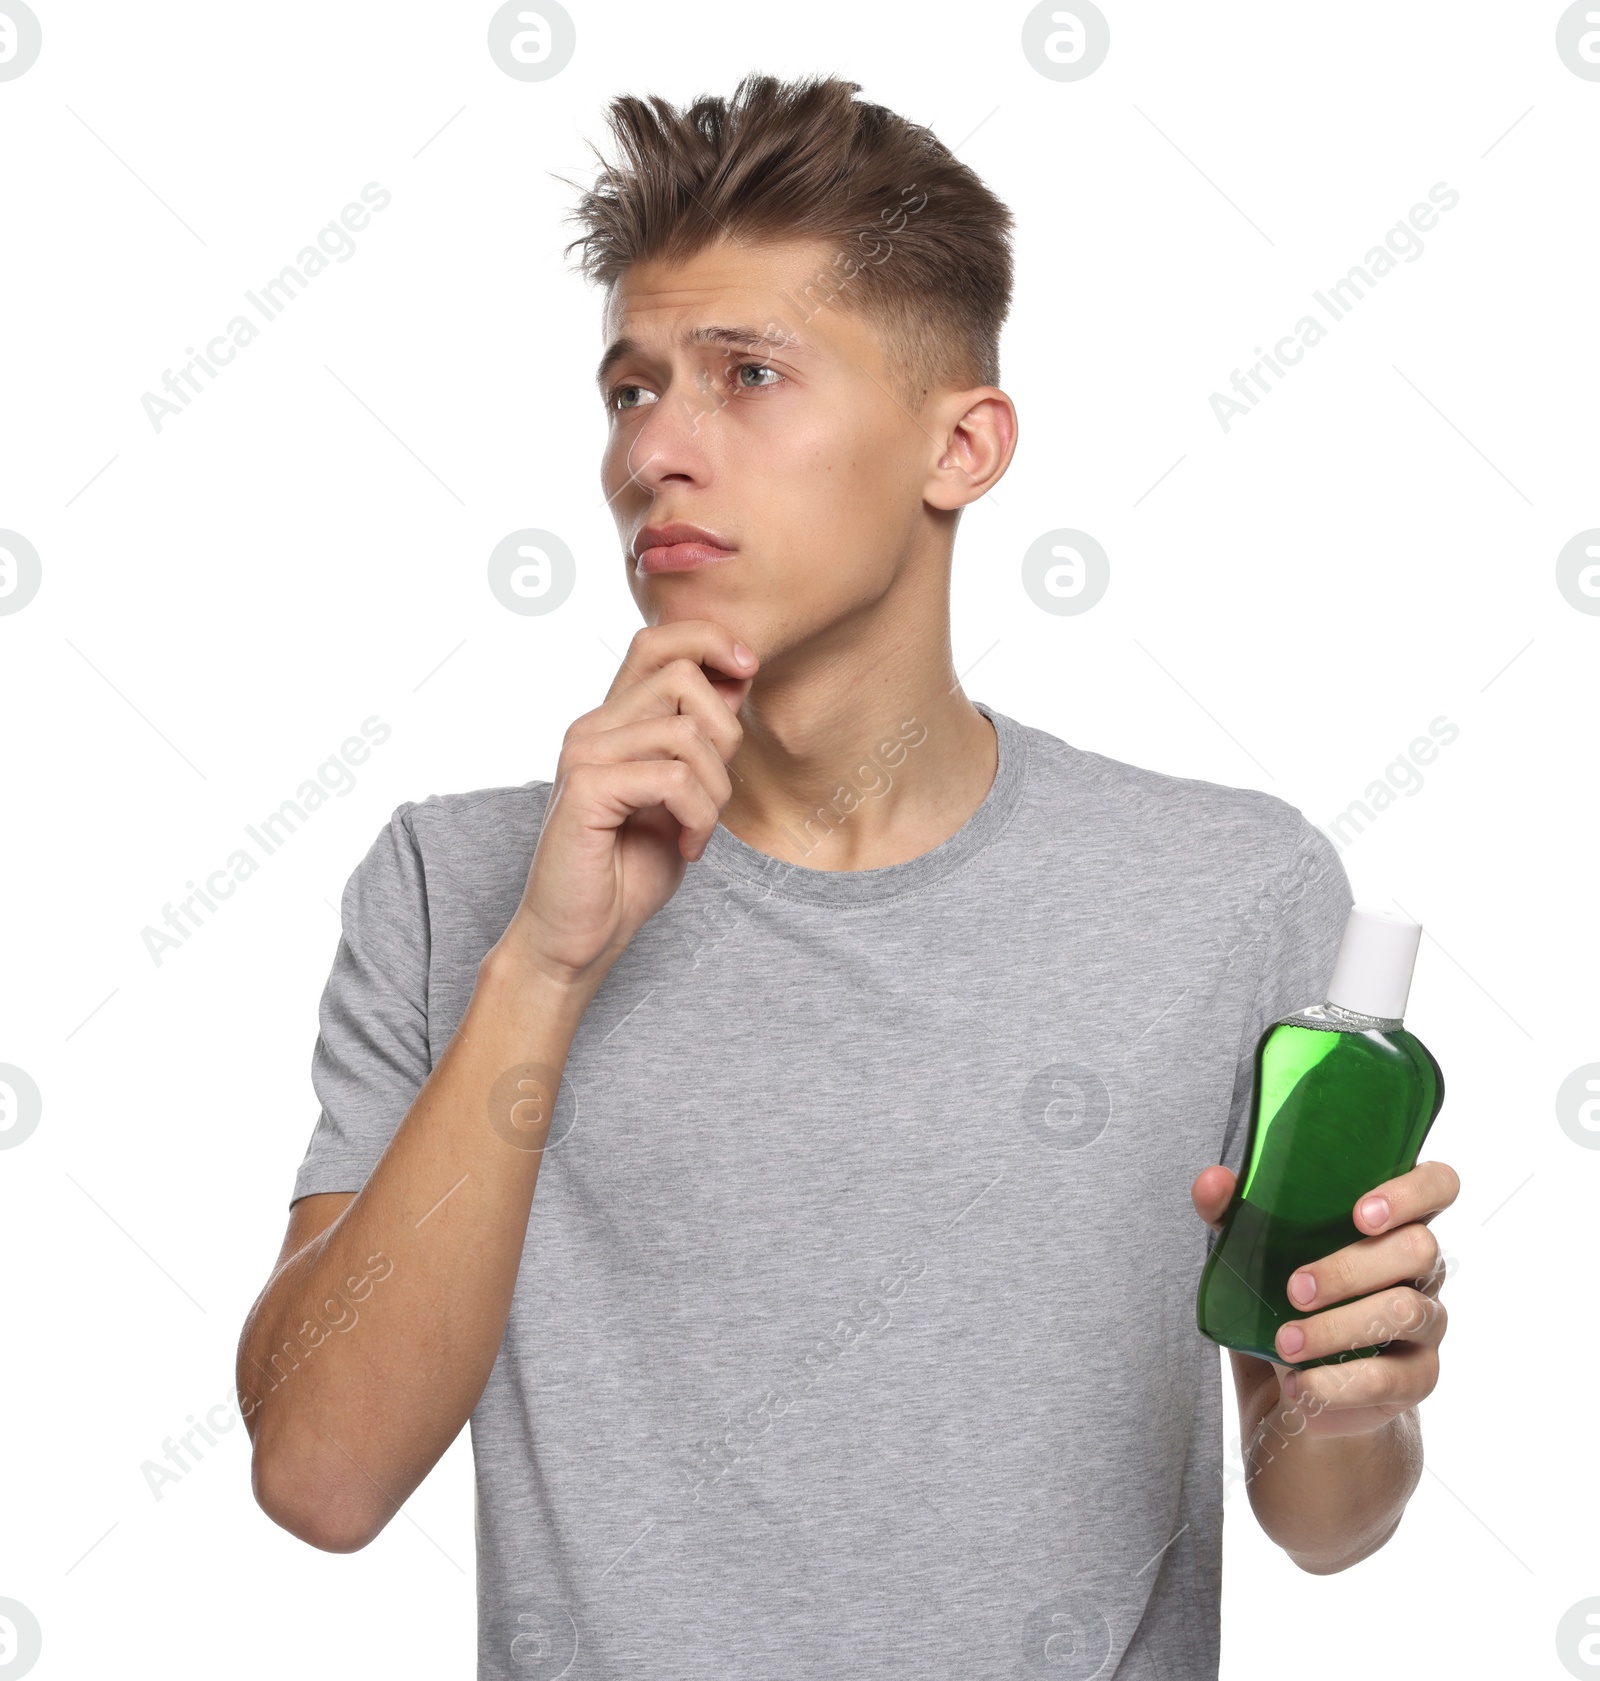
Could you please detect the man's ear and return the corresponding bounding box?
[924,388,1018,511]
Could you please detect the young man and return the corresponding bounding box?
[238,73,1457,1680]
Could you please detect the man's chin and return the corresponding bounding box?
[646,596,749,633]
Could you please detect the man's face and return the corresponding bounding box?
[597,237,955,670]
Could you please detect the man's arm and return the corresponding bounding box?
[237,958,593,1551]
[237,621,758,1552]
[1193,1159,1458,1573]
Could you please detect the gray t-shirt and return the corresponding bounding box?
[292,699,1352,1680]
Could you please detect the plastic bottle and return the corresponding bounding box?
[1195,905,1446,1368]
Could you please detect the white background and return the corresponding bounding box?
[1,2,1595,1676]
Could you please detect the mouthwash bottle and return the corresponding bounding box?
[1196,906,1445,1368]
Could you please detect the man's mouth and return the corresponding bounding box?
[634,523,737,575]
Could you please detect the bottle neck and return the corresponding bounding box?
[1292,999,1406,1033]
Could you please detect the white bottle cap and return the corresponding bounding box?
[1325,905,1422,1020]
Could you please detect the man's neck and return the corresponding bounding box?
[717,643,999,873]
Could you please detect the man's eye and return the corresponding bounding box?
[735,363,780,389]
[613,385,658,412]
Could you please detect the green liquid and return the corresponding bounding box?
[1196,1014,1444,1369]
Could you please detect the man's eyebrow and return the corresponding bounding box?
[594,325,807,391]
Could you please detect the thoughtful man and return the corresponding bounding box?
[238,72,1457,1680]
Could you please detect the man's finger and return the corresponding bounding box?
[581,658,746,767]
[1280,1341,1440,1418]
[563,758,723,857]
[1282,1222,1443,1312]
[1274,1285,1448,1367]
[603,620,758,709]
[1351,1159,1460,1236]
[560,716,735,815]
[1190,1165,1235,1233]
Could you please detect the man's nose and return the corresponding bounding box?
[625,377,726,483]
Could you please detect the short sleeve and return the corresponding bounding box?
[291,803,433,1204]
[1216,813,1354,1176]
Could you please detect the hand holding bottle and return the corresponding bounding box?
[1190,1156,1459,1438]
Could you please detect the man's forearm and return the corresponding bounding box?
[1230,1351,1424,1573]
[237,949,593,1550]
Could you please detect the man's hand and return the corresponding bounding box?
[1191,1160,1459,1438]
[1189,1159,1459,1570]
[498,619,759,991]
